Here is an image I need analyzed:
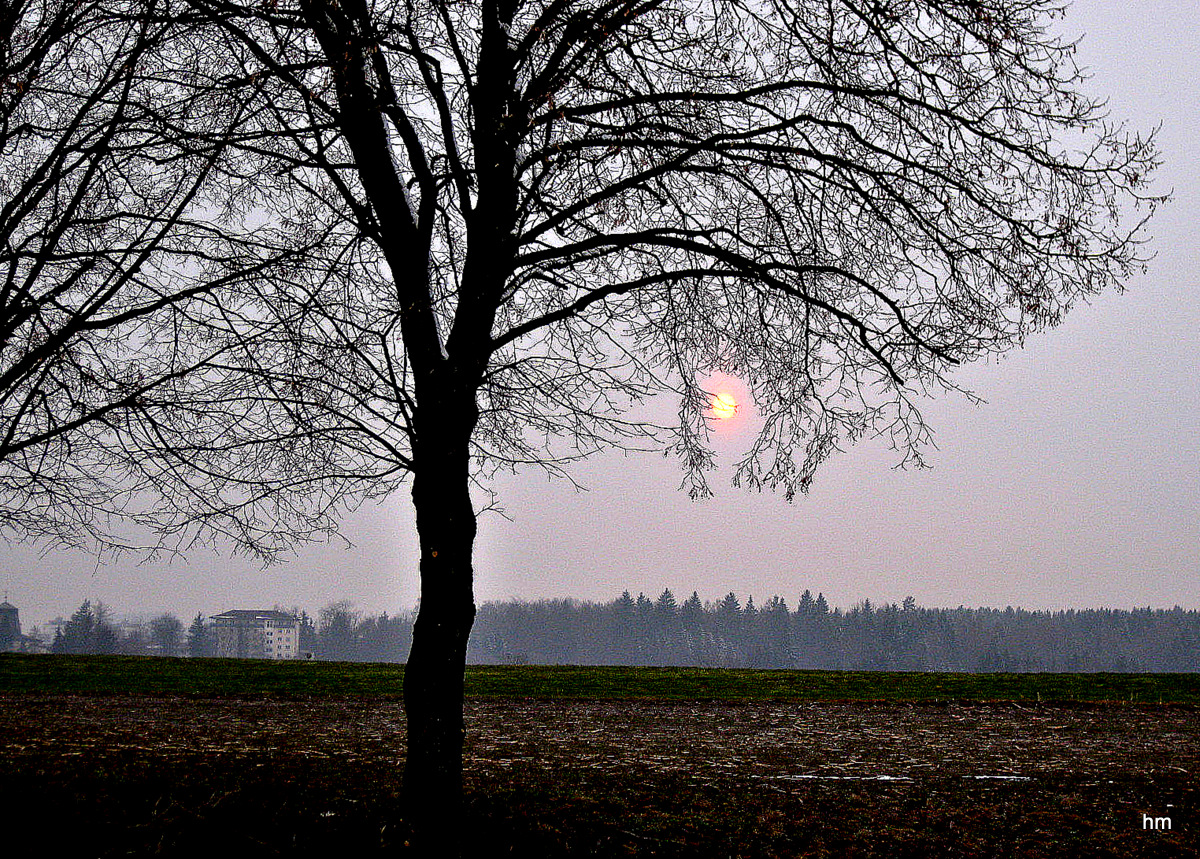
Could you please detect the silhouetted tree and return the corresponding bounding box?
[0,0,302,553]
[15,0,1162,846]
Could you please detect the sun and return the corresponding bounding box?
[711,391,738,420]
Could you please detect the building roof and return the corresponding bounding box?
[210,610,297,622]
[0,601,16,611]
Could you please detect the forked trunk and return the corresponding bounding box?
[402,403,478,855]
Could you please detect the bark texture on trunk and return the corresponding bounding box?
[402,396,478,856]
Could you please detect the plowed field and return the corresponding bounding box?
[1,694,1196,856]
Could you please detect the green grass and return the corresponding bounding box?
[465,664,1200,704]
[0,653,406,698]
[2,653,1198,703]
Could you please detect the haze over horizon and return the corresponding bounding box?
[4,0,1198,633]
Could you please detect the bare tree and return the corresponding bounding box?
[0,0,335,554]
[148,612,183,656]
[15,0,1161,850]
[317,599,361,660]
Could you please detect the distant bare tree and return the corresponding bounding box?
[117,621,149,655]
[14,0,1161,849]
[317,600,361,660]
[91,601,119,653]
[148,612,183,656]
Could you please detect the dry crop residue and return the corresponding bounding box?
[1,695,1197,856]
[464,699,1200,783]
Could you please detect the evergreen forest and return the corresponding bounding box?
[40,592,1200,672]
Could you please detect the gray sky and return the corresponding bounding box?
[4,0,1198,631]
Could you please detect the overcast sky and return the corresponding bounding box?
[4,0,1198,631]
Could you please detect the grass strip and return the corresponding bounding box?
[2,654,1197,704]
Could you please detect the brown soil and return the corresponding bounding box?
[1,695,1196,856]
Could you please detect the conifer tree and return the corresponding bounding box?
[186,614,212,658]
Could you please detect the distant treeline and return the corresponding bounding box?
[311,590,1200,672]
[39,592,1200,671]
[39,600,412,663]
[467,591,1200,672]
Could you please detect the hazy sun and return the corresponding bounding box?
[711,391,738,420]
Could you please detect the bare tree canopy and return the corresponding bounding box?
[6,0,1160,850]
[0,0,330,550]
[151,0,1160,506]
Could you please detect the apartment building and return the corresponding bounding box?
[210,609,300,659]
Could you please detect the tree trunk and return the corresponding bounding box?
[402,397,478,856]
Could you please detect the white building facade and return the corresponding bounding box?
[210,610,300,659]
